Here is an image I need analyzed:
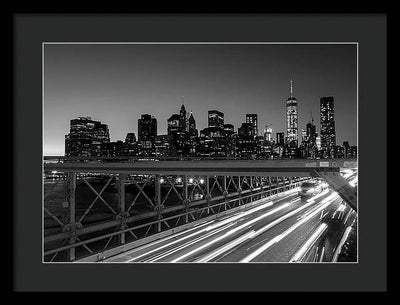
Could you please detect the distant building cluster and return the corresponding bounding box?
[64,82,357,159]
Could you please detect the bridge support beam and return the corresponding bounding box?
[155,175,161,232]
[117,174,127,245]
[183,175,188,224]
[67,172,76,261]
[223,176,228,210]
[313,169,357,212]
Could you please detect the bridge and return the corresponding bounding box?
[43,158,357,262]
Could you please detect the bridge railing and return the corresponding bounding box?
[43,164,309,262]
[44,155,357,166]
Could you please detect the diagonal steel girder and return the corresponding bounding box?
[45,160,358,212]
[312,168,357,212]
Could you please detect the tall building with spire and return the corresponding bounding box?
[286,80,299,147]
[188,111,198,154]
[179,102,187,132]
[177,102,189,154]
[188,111,197,137]
[167,100,195,156]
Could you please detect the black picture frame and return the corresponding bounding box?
[13,13,387,292]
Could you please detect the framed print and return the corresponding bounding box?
[14,13,387,292]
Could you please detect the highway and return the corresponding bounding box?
[104,170,358,263]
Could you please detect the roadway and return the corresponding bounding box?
[104,170,358,263]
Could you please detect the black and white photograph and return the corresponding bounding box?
[43,42,358,263]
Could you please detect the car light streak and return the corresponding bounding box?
[126,221,233,262]
[240,196,338,262]
[349,176,358,187]
[125,190,297,262]
[143,223,236,262]
[205,191,298,232]
[195,230,256,262]
[319,247,325,262]
[332,226,353,262]
[204,200,274,231]
[118,220,216,261]
[211,198,322,260]
[169,201,295,262]
[313,247,319,262]
[343,209,352,224]
[307,189,330,202]
[289,223,328,262]
[342,172,353,179]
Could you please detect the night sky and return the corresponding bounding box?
[43,43,357,156]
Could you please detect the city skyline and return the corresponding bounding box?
[44,43,357,155]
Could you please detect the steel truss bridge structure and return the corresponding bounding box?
[43,158,357,262]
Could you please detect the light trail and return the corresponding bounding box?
[194,230,256,262]
[319,247,325,262]
[114,220,216,261]
[307,189,330,203]
[343,209,353,225]
[349,176,358,187]
[194,198,320,263]
[289,223,328,262]
[332,225,353,262]
[240,194,339,262]
[332,203,346,218]
[126,192,296,262]
[142,223,236,262]
[126,221,231,262]
[203,191,298,232]
[169,201,295,262]
[204,200,274,231]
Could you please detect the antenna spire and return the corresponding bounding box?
[290,80,293,98]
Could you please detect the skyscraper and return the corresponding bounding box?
[125,132,136,144]
[179,104,188,132]
[65,116,110,157]
[304,120,317,158]
[343,141,350,158]
[167,113,180,155]
[264,125,273,142]
[238,122,255,156]
[188,111,198,154]
[138,114,157,149]
[306,122,317,142]
[123,132,138,156]
[246,114,258,137]
[208,110,224,129]
[286,80,299,146]
[188,111,197,138]
[316,136,322,151]
[167,104,193,156]
[320,96,336,158]
[223,124,236,156]
[276,132,285,146]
